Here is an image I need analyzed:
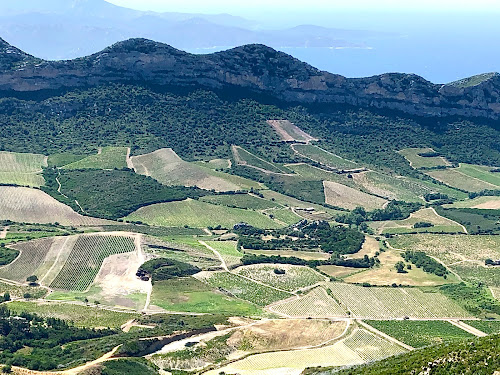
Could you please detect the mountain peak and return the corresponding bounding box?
[101,38,186,56]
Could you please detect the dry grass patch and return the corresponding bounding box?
[0,186,111,226]
[445,196,500,209]
[246,250,331,261]
[323,181,387,210]
[267,120,317,143]
[371,208,465,234]
[344,249,457,287]
[347,236,380,259]
[228,319,346,351]
[318,265,361,278]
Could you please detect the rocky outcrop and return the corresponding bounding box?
[0,37,499,119]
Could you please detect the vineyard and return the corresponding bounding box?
[0,237,56,282]
[0,151,47,187]
[328,283,471,319]
[201,271,292,306]
[205,336,364,375]
[232,145,290,174]
[234,264,325,292]
[126,199,282,229]
[343,328,407,360]
[205,328,405,375]
[426,166,499,192]
[464,320,500,334]
[200,194,280,211]
[49,235,136,291]
[291,144,359,170]
[0,186,110,226]
[132,148,242,192]
[323,180,387,210]
[269,287,347,318]
[366,320,474,348]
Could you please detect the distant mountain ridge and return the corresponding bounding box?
[0,0,386,60]
[0,37,499,120]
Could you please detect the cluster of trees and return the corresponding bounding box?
[0,246,19,266]
[337,202,422,226]
[0,306,115,371]
[241,253,378,269]
[137,258,200,284]
[402,251,448,277]
[237,221,364,255]
[42,168,211,220]
[413,221,434,229]
[469,189,500,199]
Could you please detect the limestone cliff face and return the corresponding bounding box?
[1,38,499,119]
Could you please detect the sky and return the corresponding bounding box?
[106,0,500,14]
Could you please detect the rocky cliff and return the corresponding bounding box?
[0,37,499,119]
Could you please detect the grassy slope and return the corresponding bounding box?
[63,147,128,170]
[150,277,262,316]
[0,151,47,187]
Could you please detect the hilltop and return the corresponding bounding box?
[0,37,499,119]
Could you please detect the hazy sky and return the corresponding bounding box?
[106,0,500,14]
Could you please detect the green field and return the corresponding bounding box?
[49,235,136,291]
[203,240,243,268]
[0,151,47,187]
[292,144,359,170]
[426,164,500,192]
[435,206,500,234]
[126,199,282,229]
[202,271,292,306]
[150,277,262,316]
[366,320,474,348]
[399,148,451,169]
[234,264,325,292]
[62,146,128,170]
[444,196,500,209]
[328,283,471,319]
[200,193,280,210]
[6,301,138,328]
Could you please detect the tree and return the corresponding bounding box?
[2,365,12,373]
[26,275,38,284]
[395,261,406,273]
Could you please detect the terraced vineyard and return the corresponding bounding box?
[328,283,471,319]
[201,271,292,306]
[270,287,347,318]
[343,328,407,360]
[0,151,47,187]
[234,264,325,292]
[49,235,136,291]
[366,320,474,348]
[62,146,128,170]
[425,164,500,192]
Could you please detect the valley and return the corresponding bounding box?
[0,38,498,375]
